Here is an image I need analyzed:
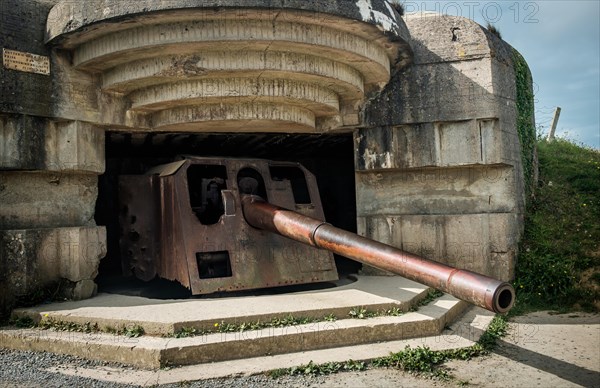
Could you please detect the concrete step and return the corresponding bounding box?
[40,307,496,387]
[10,276,432,336]
[1,276,470,368]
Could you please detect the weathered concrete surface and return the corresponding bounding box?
[356,120,520,170]
[356,166,516,215]
[358,14,528,281]
[0,0,58,117]
[45,0,410,47]
[0,116,105,313]
[43,1,412,132]
[357,214,519,279]
[0,117,105,173]
[13,276,430,335]
[23,308,493,385]
[1,276,468,368]
[0,227,106,283]
[441,311,600,388]
[0,0,107,312]
[0,172,98,229]
[364,14,517,125]
[0,226,107,315]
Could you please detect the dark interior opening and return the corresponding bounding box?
[187,164,228,225]
[197,251,233,279]
[269,166,311,204]
[237,167,268,200]
[95,132,360,296]
[497,288,515,310]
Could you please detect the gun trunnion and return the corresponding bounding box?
[119,157,515,313]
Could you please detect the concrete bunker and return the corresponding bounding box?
[1,0,533,314]
[42,0,411,297]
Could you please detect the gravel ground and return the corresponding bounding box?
[0,349,139,388]
[0,348,424,388]
[0,347,336,388]
[0,348,313,388]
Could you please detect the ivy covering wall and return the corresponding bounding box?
[513,49,537,203]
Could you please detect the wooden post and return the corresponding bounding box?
[547,107,562,141]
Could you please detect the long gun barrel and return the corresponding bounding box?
[241,195,515,314]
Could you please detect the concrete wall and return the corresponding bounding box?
[358,13,527,281]
[0,1,106,315]
[0,116,107,313]
[0,0,55,117]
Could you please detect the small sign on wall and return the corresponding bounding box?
[2,48,50,75]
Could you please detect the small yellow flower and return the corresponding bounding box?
[43,313,49,317]
[214,323,219,327]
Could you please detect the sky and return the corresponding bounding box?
[402,0,600,148]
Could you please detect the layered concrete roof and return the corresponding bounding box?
[45,0,413,132]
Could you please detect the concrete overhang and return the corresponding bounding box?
[45,0,413,133]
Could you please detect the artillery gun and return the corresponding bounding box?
[119,157,514,313]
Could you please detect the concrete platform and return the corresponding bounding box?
[1,276,471,368]
[11,276,431,335]
[42,308,496,386]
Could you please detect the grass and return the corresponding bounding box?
[344,289,443,319]
[409,289,444,311]
[511,138,600,314]
[268,314,509,380]
[170,293,444,338]
[9,316,146,338]
[486,23,502,39]
[346,290,442,319]
[38,319,101,334]
[170,315,327,338]
[373,315,508,379]
[10,316,36,328]
[269,360,367,378]
[8,292,446,340]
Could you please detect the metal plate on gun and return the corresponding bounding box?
[3,48,50,75]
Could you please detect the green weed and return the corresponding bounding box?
[10,316,35,328]
[172,327,203,338]
[269,314,509,380]
[123,325,145,338]
[323,313,337,322]
[273,360,367,377]
[348,307,375,319]
[409,289,444,312]
[169,307,410,338]
[513,138,600,313]
[38,318,100,333]
[29,317,146,338]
